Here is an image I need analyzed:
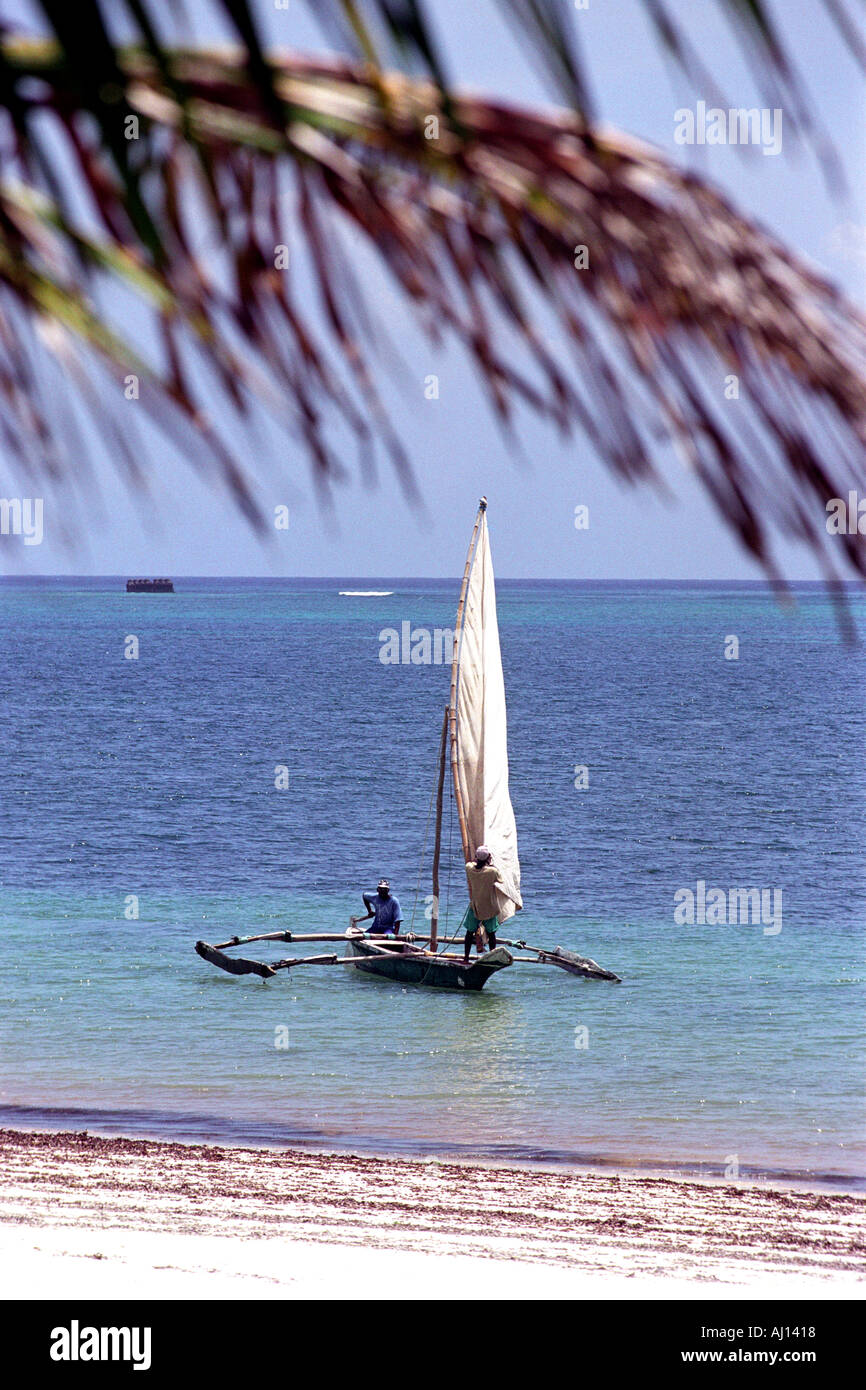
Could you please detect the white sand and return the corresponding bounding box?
[4,1222,863,1300]
[1,1128,863,1300]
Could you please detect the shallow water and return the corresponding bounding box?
[1,578,863,1183]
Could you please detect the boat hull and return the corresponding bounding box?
[347,939,512,991]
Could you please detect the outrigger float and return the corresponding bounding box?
[196,500,620,991]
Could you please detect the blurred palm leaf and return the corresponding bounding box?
[0,0,864,597]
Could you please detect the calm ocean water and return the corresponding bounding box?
[0,577,864,1185]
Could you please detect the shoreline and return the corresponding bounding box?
[1,1126,864,1299]
[2,1105,862,1196]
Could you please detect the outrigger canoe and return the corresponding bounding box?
[195,500,620,991]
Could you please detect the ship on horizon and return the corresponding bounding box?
[126,578,174,593]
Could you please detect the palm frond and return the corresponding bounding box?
[312,0,866,168]
[0,11,864,597]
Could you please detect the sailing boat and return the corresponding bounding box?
[196,500,620,989]
[346,497,519,989]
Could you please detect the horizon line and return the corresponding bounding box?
[0,574,860,586]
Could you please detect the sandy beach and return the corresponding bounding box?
[0,1127,863,1299]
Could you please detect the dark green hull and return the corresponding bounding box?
[348,939,512,991]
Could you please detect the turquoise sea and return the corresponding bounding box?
[0,577,864,1185]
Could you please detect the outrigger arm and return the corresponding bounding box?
[195,928,620,982]
[195,929,388,979]
[498,939,621,982]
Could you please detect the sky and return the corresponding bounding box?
[1,0,864,580]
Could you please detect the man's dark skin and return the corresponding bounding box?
[354,880,402,935]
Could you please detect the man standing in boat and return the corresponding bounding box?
[464,846,502,961]
[356,879,403,935]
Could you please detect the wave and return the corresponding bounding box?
[1,1104,862,1191]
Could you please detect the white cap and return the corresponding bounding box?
[475,846,491,861]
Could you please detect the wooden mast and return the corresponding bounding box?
[430,705,449,952]
[448,498,486,864]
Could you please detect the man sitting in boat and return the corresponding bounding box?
[464,846,502,961]
[357,879,403,935]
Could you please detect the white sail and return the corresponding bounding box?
[453,508,522,922]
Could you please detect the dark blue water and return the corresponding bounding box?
[1,578,863,1184]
